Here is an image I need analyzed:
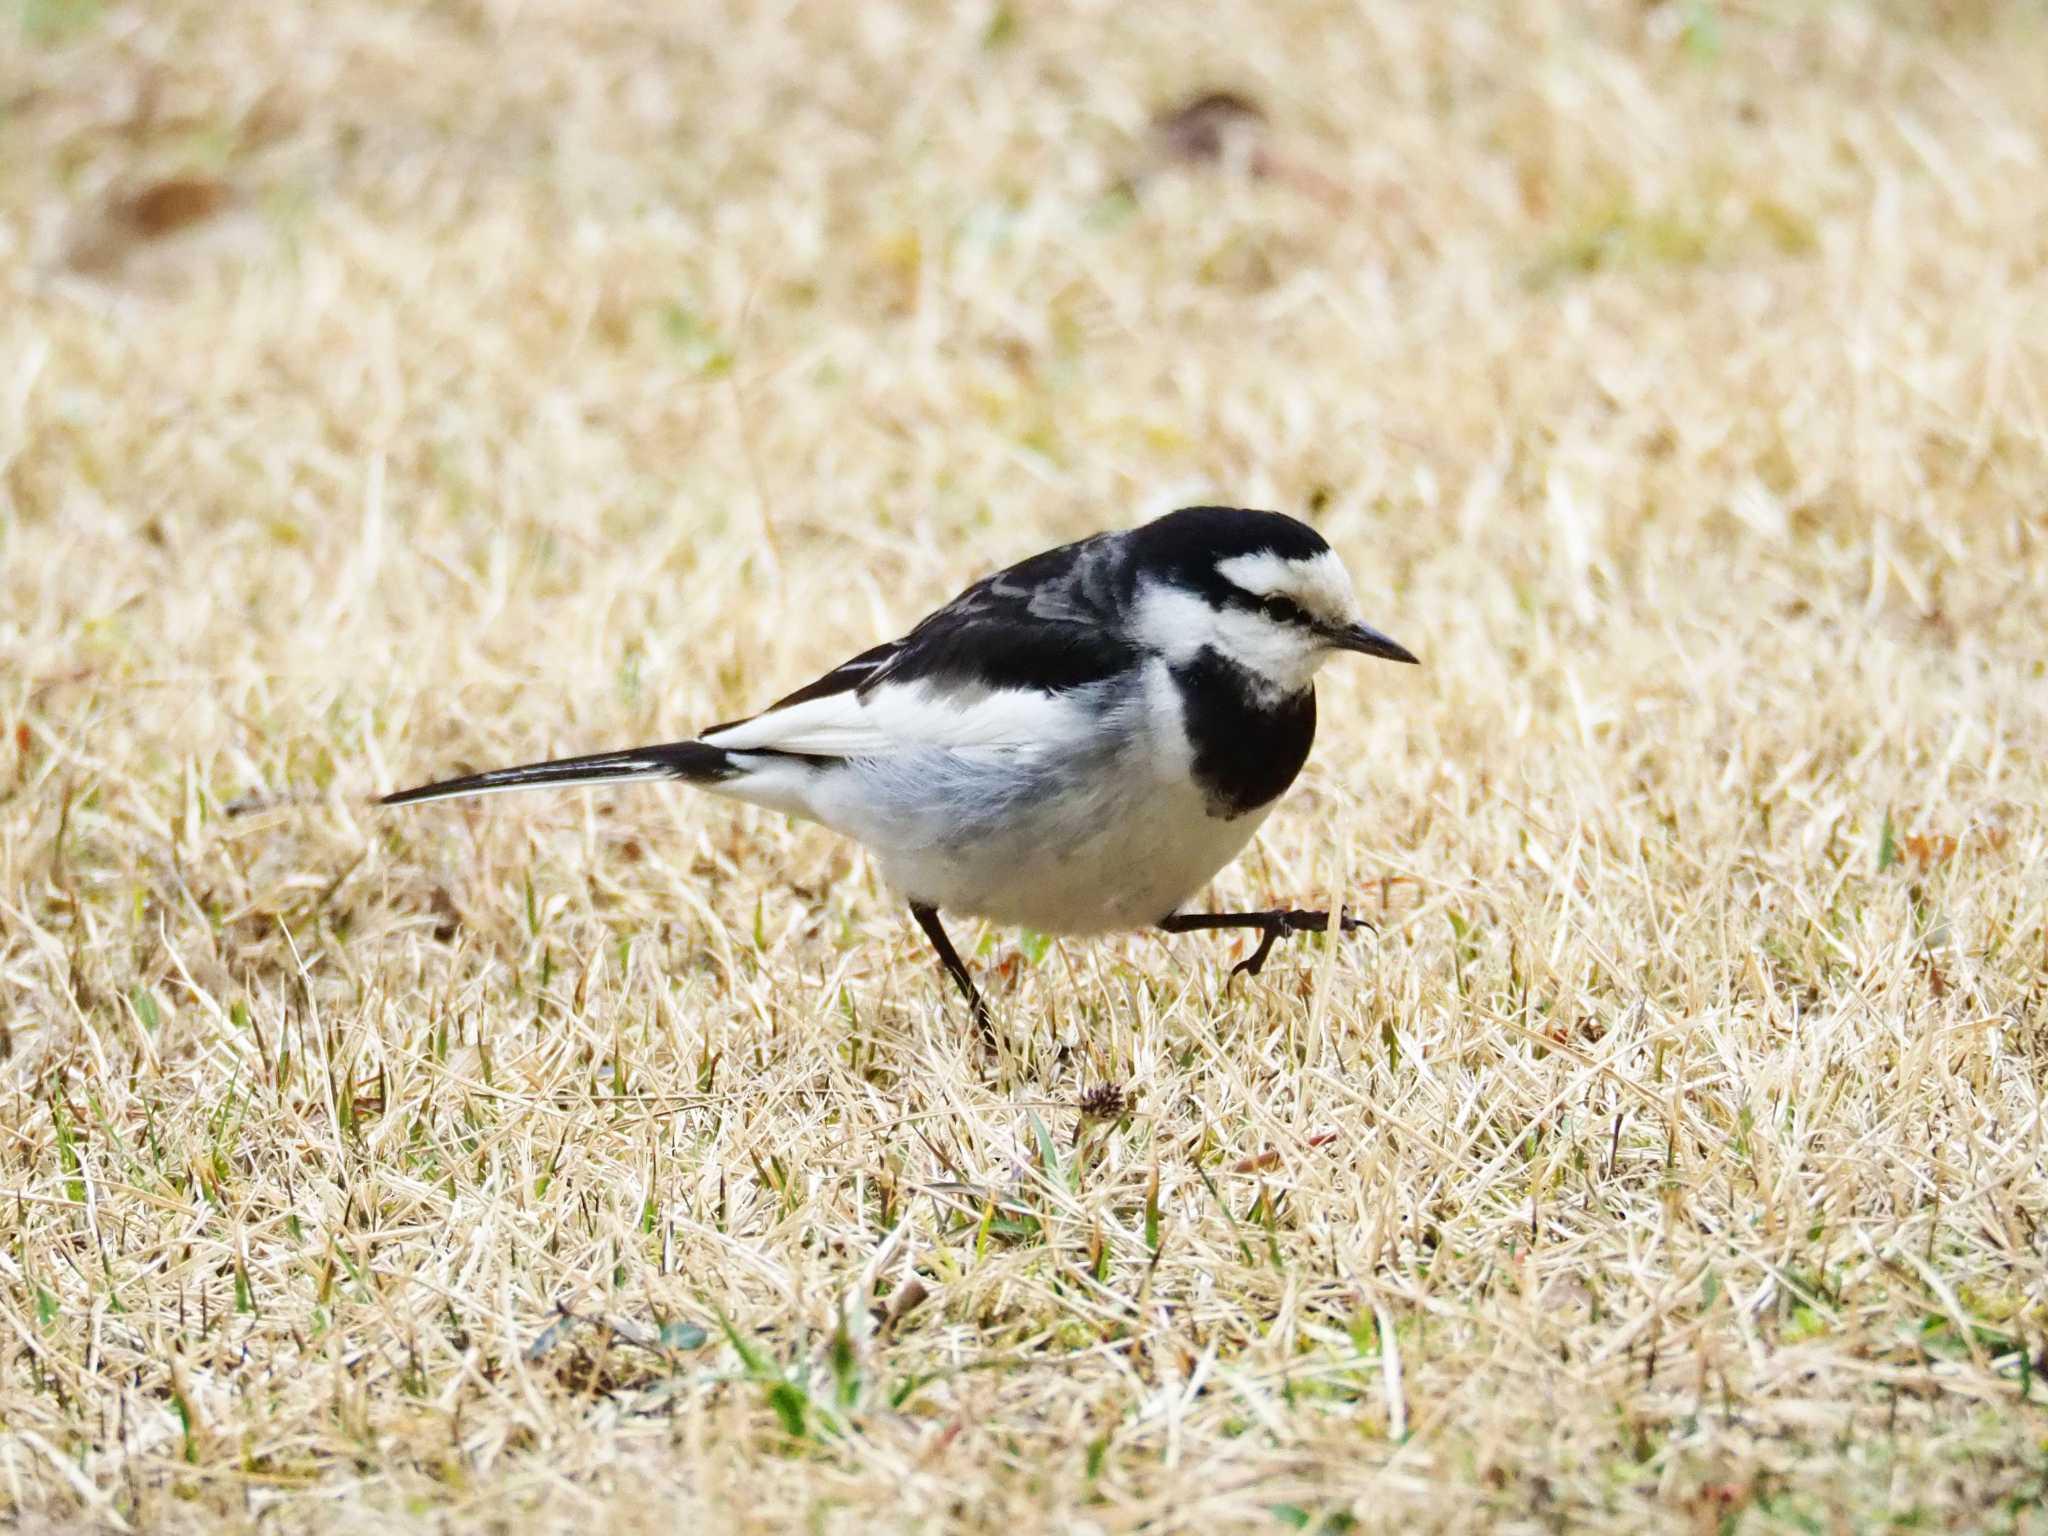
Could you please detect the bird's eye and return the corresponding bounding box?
[1259,595,1307,625]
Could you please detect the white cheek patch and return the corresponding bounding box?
[1210,608,1320,696]
[1131,578,1328,695]
[1130,582,1223,661]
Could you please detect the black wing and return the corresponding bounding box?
[864,535,1142,695]
[715,531,1141,735]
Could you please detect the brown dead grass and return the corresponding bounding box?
[4,1,2048,1531]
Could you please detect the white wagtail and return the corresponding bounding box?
[383,506,1418,1042]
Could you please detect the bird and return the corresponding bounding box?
[381,505,1418,1045]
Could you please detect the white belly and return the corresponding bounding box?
[747,663,1282,934]
[872,763,1274,934]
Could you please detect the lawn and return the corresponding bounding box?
[3,1,2047,1530]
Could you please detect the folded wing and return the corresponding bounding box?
[704,534,1137,759]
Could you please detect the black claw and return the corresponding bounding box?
[1231,928,1283,978]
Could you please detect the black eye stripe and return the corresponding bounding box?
[1218,583,1318,626]
[1256,594,1309,625]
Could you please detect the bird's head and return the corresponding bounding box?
[1126,506,1418,694]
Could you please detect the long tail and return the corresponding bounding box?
[380,740,739,807]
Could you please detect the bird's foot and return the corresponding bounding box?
[1229,908,1374,979]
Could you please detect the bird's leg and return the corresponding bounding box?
[1159,908,1374,978]
[909,902,997,1050]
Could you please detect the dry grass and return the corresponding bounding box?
[5,1,2048,1530]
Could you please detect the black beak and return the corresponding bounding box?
[1329,620,1419,665]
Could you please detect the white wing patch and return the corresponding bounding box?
[702,679,1086,757]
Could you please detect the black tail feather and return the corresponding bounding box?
[380,740,736,807]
